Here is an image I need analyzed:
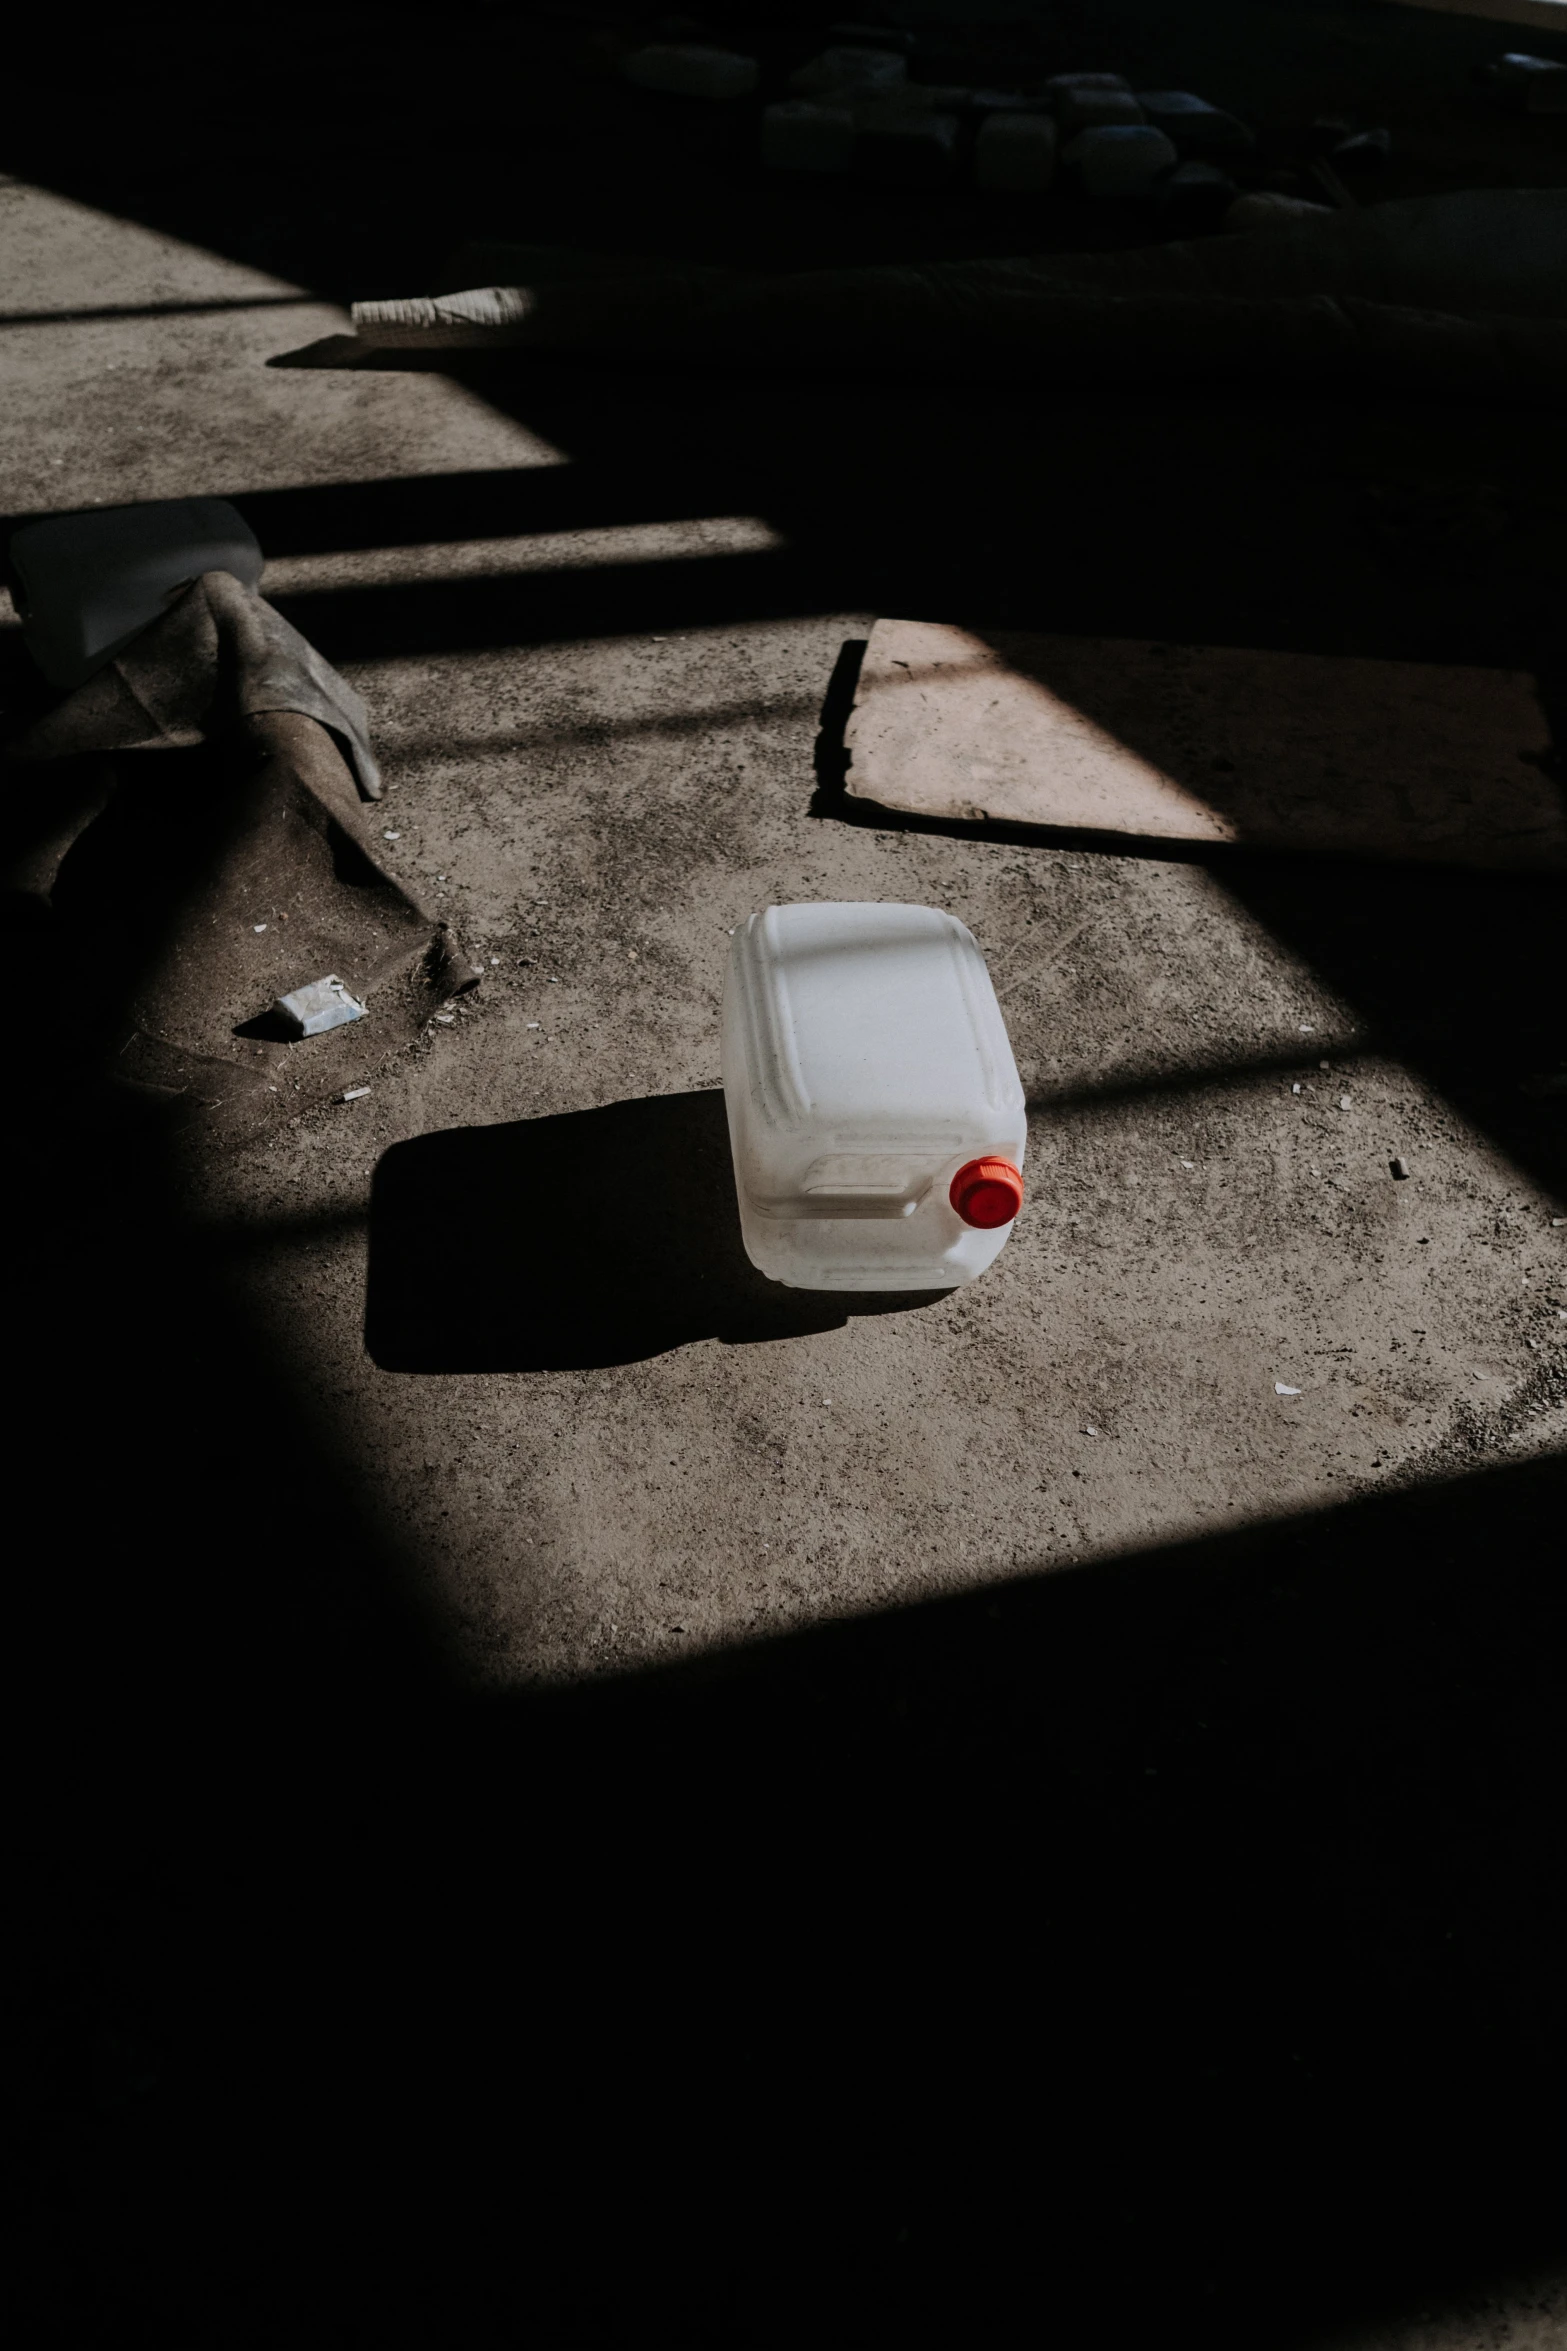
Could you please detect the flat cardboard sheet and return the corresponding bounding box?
[842,618,1567,869]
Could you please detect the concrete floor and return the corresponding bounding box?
[6,12,1567,2342]
[7,175,1562,1683]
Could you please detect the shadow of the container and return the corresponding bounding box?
[366,1086,947,1373]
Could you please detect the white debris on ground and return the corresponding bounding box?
[275,975,366,1039]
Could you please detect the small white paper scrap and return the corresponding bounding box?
[1275,1381,1302,1397]
[275,974,366,1038]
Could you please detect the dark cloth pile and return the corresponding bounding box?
[3,571,480,1132]
[352,190,1567,401]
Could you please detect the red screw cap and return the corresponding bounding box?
[950,1157,1024,1229]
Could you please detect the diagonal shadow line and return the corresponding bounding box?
[1025,1043,1364,1119]
[0,462,735,559]
[225,462,743,558]
[384,688,823,761]
[260,546,824,663]
[0,294,324,328]
[188,1203,368,1254]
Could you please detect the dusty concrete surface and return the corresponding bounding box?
[7,10,1567,2342]
[9,172,1561,1684]
[197,626,1567,1687]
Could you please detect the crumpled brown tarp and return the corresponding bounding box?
[13,565,384,797]
[3,572,481,1132]
[350,190,1567,401]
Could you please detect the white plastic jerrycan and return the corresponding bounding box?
[722,902,1027,1291]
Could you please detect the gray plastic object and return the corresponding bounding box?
[9,497,264,689]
